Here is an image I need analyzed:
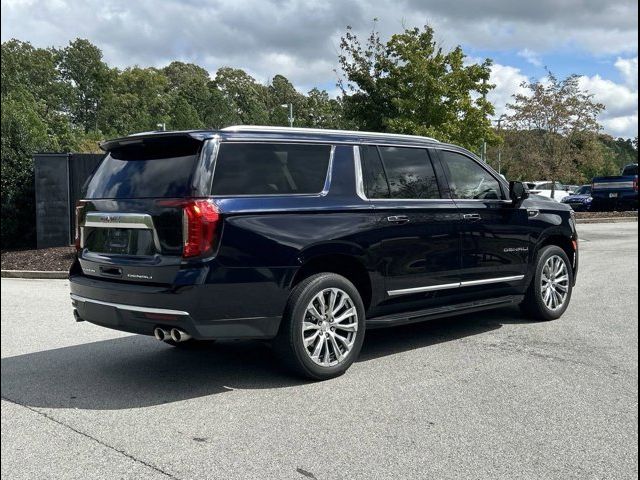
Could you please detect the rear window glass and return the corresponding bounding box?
[211,143,331,195]
[85,138,201,199]
[622,164,638,176]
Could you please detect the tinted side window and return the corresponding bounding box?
[360,145,390,198]
[622,164,638,176]
[378,147,440,199]
[211,143,331,195]
[440,151,503,200]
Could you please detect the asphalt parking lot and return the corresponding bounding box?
[1,221,638,480]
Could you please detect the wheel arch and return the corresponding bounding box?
[291,252,373,312]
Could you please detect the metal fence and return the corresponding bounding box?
[33,153,104,248]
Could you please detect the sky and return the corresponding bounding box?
[2,0,638,138]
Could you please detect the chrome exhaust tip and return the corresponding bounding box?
[170,328,191,343]
[154,327,170,342]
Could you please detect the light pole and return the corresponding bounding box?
[494,114,507,175]
[281,103,294,127]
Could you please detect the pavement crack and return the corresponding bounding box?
[1,396,181,480]
[296,467,319,479]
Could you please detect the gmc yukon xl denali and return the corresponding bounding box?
[70,126,579,379]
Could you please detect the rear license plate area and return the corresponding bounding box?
[85,228,155,255]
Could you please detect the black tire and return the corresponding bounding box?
[274,273,366,380]
[520,245,574,321]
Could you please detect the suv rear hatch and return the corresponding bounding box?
[76,133,218,284]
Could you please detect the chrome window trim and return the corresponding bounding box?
[387,275,525,297]
[210,142,335,198]
[70,294,189,316]
[353,145,455,203]
[353,145,368,200]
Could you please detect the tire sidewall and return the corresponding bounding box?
[532,245,574,320]
[285,273,366,379]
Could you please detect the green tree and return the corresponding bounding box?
[337,24,497,150]
[56,39,111,132]
[98,67,169,135]
[303,88,345,129]
[505,72,605,195]
[1,93,51,246]
[213,67,269,125]
[267,74,305,126]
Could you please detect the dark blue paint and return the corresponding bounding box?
[70,128,579,340]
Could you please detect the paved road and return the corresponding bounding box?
[2,222,638,480]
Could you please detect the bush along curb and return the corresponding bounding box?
[1,270,68,279]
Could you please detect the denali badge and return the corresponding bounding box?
[504,247,529,253]
[127,273,153,280]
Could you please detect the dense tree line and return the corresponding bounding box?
[1,26,637,247]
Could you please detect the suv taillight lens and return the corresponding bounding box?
[181,200,220,258]
[634,176,638,192]
[74,201,86,251]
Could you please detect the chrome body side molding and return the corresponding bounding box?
[387,275,525,297]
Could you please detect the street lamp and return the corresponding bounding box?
[494,114,507,175]
[281,103,294,127]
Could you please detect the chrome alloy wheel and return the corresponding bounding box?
[302,288,358,367]
[541,255,570,311]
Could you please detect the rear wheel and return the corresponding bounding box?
[521,245,573,321]
[274,273,366,380]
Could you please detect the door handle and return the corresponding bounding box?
[386,215,410,224]
[462,213,482,221]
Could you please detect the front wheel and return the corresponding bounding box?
[521,245,574,321]
[274,273,366,380]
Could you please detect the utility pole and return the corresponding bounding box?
[481,77,487,162]
[281,103,294,127]
[494,114,507,175]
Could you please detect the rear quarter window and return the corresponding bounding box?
[211,143,331,195]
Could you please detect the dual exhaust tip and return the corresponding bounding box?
[154,327,191,343]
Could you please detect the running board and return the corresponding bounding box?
[366,295,524,329]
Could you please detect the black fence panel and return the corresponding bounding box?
[34,154,71,248]
[33,153,104,249]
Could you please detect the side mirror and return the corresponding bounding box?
[509,181,529,206]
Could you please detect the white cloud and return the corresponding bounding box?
[517,48,542,67]
[487,63,530,118]
[578,57,638,137]
[1,0,637,137]
[615,57,638,88]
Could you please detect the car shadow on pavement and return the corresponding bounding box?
[1,307,528,410]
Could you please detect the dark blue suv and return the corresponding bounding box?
[70,126,579,379]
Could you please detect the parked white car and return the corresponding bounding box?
[525,181,572,201]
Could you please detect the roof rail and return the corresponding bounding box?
[221,125,439,143]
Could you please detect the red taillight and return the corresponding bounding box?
[156,199,220,258]
[74,201,86,251]
[182,200,219,257]
[634,176,638,192]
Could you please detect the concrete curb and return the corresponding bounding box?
[576,217,638,224]
[1,270,68,279]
